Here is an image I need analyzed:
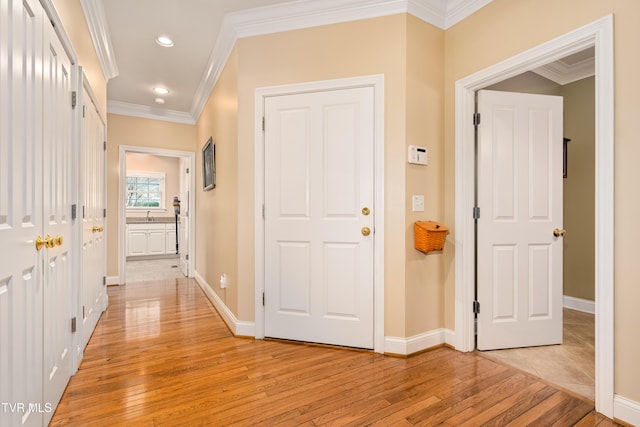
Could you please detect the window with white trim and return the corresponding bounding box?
[126,171,166,210]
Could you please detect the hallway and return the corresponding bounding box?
[50,279,612,426]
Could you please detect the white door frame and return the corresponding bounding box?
[454,16,614,416]
[118,146,196,284]
[254,75,385,353]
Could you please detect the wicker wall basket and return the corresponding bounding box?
[414,221,449,253]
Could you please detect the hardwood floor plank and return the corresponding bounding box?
[50,279,618,426]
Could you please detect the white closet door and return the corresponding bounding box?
[0,0,44,426]
[41,15,74,421]
[80,81,107,351]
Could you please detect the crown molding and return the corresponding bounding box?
[108,0,492,123]
[191,0,493,121]
[108,101,196,125]
[445,0,493,28]
[80,0,119,80]
[533,56,595,85]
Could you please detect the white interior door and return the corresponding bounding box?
[264,87,375,349]
[42,17,74,419]
[80,82,106,351]
[0,0,44,425]
[477,89,564,350]
[179,158,189,276]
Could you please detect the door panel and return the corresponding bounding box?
[264,87,374,349]
[477,90,563,350]
[0,0,44,425]
[42,17,73,419]
[81,83,106,351]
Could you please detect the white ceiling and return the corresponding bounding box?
[102,0,292,116]
[94,0,592,125]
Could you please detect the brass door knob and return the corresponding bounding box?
[362,207,370,216]
[361,227,371,237]
[92,226,103,233]
[54,235,63,247]
[35,234,55,251]
[553,228,566,237]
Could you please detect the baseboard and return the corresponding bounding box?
[385,328,455,356]
[563,295,596,314]
[614,395,640,426]
[106,276,120,286]
[193,270,256,337]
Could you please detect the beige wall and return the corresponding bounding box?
[404,15,446,336]
[443,0,640,402]
[106,114,196,277]
[233,14,446,334]
[52,0,107,114]
[562,77,595,301]
[195,47,240,316]
[125,153,181,218]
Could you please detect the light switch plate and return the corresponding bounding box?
[412,195,425,212]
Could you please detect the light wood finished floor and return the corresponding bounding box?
[51,279,618,426]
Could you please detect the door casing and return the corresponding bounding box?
[454,16,614,416]
[118,146,196,284]
[254,75,385,353]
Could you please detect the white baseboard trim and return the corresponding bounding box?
[563,295,596,314]
[385,328,454,356]
[106,276,120,286]
[193,270,256,337]
[614,395,640,426]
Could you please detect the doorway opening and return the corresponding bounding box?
[118,146,196,284]
[477,70,596,401]
[454,16,613,417]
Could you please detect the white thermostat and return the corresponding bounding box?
[408,145,428,165]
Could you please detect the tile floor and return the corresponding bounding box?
[125,257,185,283]
[481,308,595,401]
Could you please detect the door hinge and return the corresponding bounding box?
[186,167,190,174]
[82,205,85,219]
[262,204,265,219]
[82,305,85,319]
[71,91,77,109]
[262,117,265,132]
[473,300,480,314]
[262,292,265,306]
[103,141,107,151]
[103,208,107,218]
[473,112,481,126]
[71,204,77,220]
[186,254,189,261]
[473,206,480,220]
[103,276,106,286]
[82,105,86,118]
[71,317,77,333]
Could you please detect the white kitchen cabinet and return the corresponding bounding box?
[165,223,177,254]
[127,223,174,256]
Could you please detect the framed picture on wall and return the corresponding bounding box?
[202,137,215,191]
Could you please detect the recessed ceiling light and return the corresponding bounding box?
[155,98,165,105]
[155,36,174,48]
[153,87,169,95]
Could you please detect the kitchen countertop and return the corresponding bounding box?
[126,217,178,224]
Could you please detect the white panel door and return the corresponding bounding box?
[42,17,74,419]
[0,0,44,425]
[80,83,106,351]
[477,90,564,350]
[264,87,375,349]
[178,159,189,276]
